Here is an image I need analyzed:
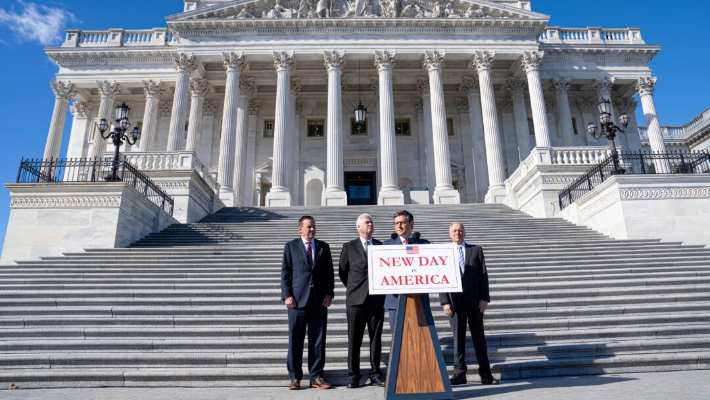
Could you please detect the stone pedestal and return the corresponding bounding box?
[322,191,348,206]
[434,188,461,205]
[265,190,292,207]
[378,190,405,206]
[485,186,508,204]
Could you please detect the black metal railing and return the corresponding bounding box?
[17,157,174,216]
[559,151,710,210]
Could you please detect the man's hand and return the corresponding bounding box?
[285,297,297,309]
[443,303,454,317]
[322,295,332,308]
[479,300,488,314]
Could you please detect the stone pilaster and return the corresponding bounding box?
[521,51,552,148]
[551,77,575,146]
[288,79,300,201]
[65,102,93,160]
[461,76,489,203]
[417,76,436,201]
[90,80,120,160]
[217,52,245,205]
[374,50,404,205]
[233,77,255,207]
[167,53,198,152]
[43,81,77,162]
[592,77,618,122]
[322,51,348,206]
[636,77,670,173]
[185,78,210,155]
[507,76,532,161]
[140,80,165,152]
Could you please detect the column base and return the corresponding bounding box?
[378,190,404,206]
[433,188,461,205]
[219,188,236,208]
[265,190,292,207]
[485,185,507,204]
[322,190,348,206]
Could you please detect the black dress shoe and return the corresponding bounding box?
[449,373,467,386]
[480,375,500,385]
[347,378,360,389]
[369,376,386,387]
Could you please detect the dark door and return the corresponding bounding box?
[345,172,376,206]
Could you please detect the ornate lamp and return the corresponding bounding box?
[354,60,367,126]
[587,98,631,174]
[97,102,141,182]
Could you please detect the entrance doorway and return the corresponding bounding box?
[345,172,376,206]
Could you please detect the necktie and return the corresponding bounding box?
[403,238,408,245]
[364,241,369,255]
[458,245,465,275]
[306,241,314,269]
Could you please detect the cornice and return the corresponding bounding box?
[540,46,661,62]
[47,50,175,66]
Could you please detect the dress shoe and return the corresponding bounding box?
[310,378,332,389]
[288,379,300,390]
[449,373,467,386]
[480,375,500,385]
[346,378,360,389]
[369,376,386,387]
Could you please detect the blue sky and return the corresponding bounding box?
[0,0,708,253]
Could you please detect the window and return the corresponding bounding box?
[260,183,272,207]
[308,119,325,137]
[528,118,536,136]
[572,117,579,135]
[263,120,274,138]
[183,120,189,139]
[452,180,460,190]
[350,118,368,135]
[447,118,454,136]
[395,119,411,136]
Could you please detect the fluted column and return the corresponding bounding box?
[424,51,460,204]
[265,51,296,207]
[167,53,197,152]
[416,77,436,200]
[461,76,489,202]
[322,51,348,206]
[374,50,404,205]
[521,51,552,148]
[636,77,670,173]
[90,80,120,160]
[506,76,532,162]
[185,78,210,154]
[233,77,255,207]
[43,81,76,161]
[551,77,575,146]
[217,52,245,205]
[140,80,165,152]
[472,52,506,203]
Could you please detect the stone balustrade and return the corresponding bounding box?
[639,107,710,143]
[63,29,176,48]
[119,151,220,194]
[539,27,645,45]
[552,147,609,165]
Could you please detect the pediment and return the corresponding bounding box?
[167,0,549,23]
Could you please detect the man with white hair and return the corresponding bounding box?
[338,213,385,389]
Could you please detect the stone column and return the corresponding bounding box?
[552,77,575,146]
[322,51,348,206]
[416,77,436,201]
[472,52,506,203]
[521,51,552,148]
[265,51,296,207]
[185,78,211,155]
[217,52,245,206]
[506,76,532,161]
[90,80,120,160]
[592,77,617,123]
[374,50,404,205]
[636,77,670,173]
[140,80,165,152]
[65,102,93,160]
[424,51,460,204]
[461,76,489,202]
[233,77,255,207]
[167,53,197,152]
[43,81,76,161]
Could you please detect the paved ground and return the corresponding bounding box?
[1,370,709,400]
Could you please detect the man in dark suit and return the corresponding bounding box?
[339,213,386,389]
[440,222,499,386]
[382,210,430,331]
[281,216,335,390]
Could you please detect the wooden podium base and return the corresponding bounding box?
[385,294,454,399]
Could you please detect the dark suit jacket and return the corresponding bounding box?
[281,238,335,309]
[439,243,490,312]
[339,238,384,307]
[382,235,430,309]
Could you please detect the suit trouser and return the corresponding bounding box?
[346,297,384,380]
[448,301,491,377]
[287,289,328,381]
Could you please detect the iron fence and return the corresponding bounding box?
[17,157,174,216]
[559,151,710,210]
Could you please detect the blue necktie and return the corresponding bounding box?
[458,246,465,275]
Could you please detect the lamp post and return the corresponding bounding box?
[97,102,141,182]
[587,98,630,175]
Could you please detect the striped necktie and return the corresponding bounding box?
[306,241,314,269]
[458,245,465,275]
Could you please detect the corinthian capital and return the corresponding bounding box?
[498,98,514,114]
[290,78,302,95]
[456,98,470,114]
[521,51,544,72]
[414,98,424,114]
[460,76,480,94]
[96,80,121,99]
[273,51,296,72]
[70,102,93,118]
[592,77,615,98]
[616,97,639,114]
[323,51,346,72]
[373,50,396,72]
[189,78,211,98]
[416,76,430,95]
[249,99,261,116]
[172,53,198,74]
[577,97,596,113]
[142,80,166,98]
[472,51,495,71]
[222,52,246,73]
[159,102,173,117]
[50,81,76,100]
[203,100,219,117]
[636,77,657,97]
[551,77,571,95]
[506,76,526,95]
[240,77,257,97]
[423,50,445,72]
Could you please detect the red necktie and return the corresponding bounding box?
[403,238,408,245]
[306,241,314,269]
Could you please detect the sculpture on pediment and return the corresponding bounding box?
[231,7,257,18]
[465,6,485,18]
[316,0,332,17]
[431,0,445,18]
[379,0,400,18]
[401,0,425,18]
[445,1,461,18]
[344,0,375,17]
[264,0,297,19]
[297,0,312,18]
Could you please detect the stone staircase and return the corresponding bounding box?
[1,203,709,388]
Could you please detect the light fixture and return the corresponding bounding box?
[354,60,367,126]
[588,98,628,175]
[97,102,141,182]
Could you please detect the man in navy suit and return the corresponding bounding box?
[382,210,430,331]
[439,222,499,386]
[339,213,386,388]
[281,216,335,390]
